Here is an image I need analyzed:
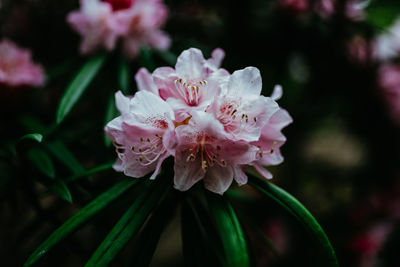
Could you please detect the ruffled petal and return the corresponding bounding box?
[228,67,262,96]
[135,68,158,94]
[175,48,206,79]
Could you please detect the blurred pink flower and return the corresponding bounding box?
[374,18,400,61]
[277,0,309,13]
[0,39,45,88]
[378,64,400,126]
[347,36,370,64]
[315,0,365,20]
[352,221,393,267]
[67,0,170,57]
[105,90,175,180]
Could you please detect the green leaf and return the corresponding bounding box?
[248,176,339,267]
[65,162,113,183]
[128,193,177,267]
[19,133,43,143]
[104,95,118,147]
[23,179,139,267]
[85,180,169,267]
[139,46,155,71]
[118,56,130,94]
[367,5,400,30]
[56,53,107,124]
[50,180,73,203]
[206,193,250,267]
[27,148,55,179]
[16,133,44,155]
[46,141,85,174]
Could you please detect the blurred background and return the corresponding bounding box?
[1,0,400,266]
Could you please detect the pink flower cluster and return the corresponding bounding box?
[0,39,45,88]
[105,48,292,194]
[67,0,170,58]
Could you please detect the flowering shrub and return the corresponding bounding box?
[67,0,170,57]
[0,39,45,88]
[105,48,292,194]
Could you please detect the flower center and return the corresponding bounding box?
[186,136,226,172]
[218,99,258,135]
[174,78,207,106]
[104,0,134,11]
[113,133,165,166]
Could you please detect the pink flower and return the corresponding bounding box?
[251,85,293,179]
[137,48,229,119]
[0,39,45,88]
[315,0,365,20]
[352,221,393,267]
[172,111,258,194]
[374,18,400,61]
[105,90,175,180]
[208,67,280,142]
[67,0,170,57]
[105,48,292,194]
[378,64,400,126]
[277,0,309,13]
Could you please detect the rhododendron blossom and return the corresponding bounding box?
[105,48,292,194]
[136,48,229,120]
[67,0,170,57]
[0,39,45,88]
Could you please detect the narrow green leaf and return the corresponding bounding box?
[50,180,73,203]
[56,53,107,124]
[27,148,55,179]
[128,194,177,267]
[139,46,155,71]
[154,50,177,66]
[46,141,85,174]
[207,193,250,267]
[24,179,139,267]
[85,180,169,267]
[248,176,339,267]
[65,162,113,183]
[19,133,43,143]
[118,56,130,94]
[16,133,44,155]
[104,95,118,147]
[186,192,225,266]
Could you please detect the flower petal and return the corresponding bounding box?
[228,67,262,96]
[173,144,205,191]
[175,48,206,78]
[135,68,158,94]
[115,91,131,115]
[203,165,233,195]
[233,166,248,185]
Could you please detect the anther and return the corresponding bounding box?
[202,160,208,171]
[131,146,135,151]
[221,159,226,166]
